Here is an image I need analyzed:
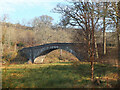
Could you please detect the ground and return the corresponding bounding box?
[2,62,119,88]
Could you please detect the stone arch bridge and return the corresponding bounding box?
[18,43,87,63]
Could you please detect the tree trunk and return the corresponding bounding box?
[60,49,62,57]
[103,15,106,55]
[103,3,107,55]
[0,24,2,64]
[91,30,95,82]
[14,42,17,52]
[117,19,119,60]
[91,59,94,82]
[117,1,120,61]
[91,5,95,82]
[95,35,99,58]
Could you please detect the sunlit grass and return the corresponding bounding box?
[2,62,119,88]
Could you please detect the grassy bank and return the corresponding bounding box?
[2,62,119,88]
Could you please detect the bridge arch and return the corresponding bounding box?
[18,43,84,63]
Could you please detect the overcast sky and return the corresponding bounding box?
[0,0,68,25]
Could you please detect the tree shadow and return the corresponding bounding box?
[94,64,118,77]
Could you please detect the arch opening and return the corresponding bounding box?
[34,49,79,64]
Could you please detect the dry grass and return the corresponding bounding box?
[2,62,119,88]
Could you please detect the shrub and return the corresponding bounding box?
[2,53,12,61]
[17,42,24,47]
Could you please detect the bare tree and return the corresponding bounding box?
[103,2,108,55]
[0,21,2,64]
[118,1,120,62]
[97,2,113,55]
[32,15,53,29]
[1,14,9,45]
[107,2,120,59]
[54,1,101,81]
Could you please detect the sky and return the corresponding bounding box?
[0,0,118,26]
[0,0,68,25]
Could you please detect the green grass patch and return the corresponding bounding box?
[2,62,119,88]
